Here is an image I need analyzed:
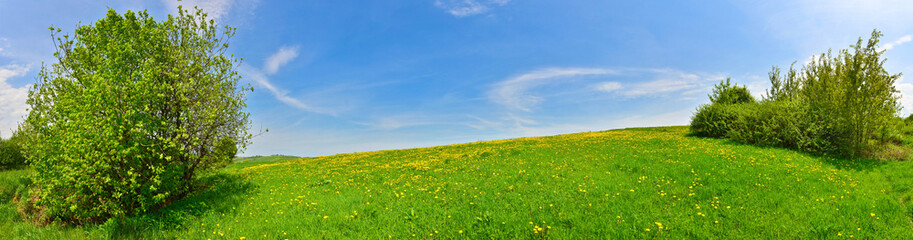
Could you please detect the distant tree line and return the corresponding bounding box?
[691,30,906,158]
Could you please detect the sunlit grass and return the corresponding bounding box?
[233,155,301,164]
[2,126,913,238]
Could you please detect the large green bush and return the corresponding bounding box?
[768,30,900,155]
[689,103,743,138]
[726,100,837,153]
[21,7,251,223]
[691,30,902,157]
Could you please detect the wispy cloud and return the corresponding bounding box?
[0,64,30,138]
[880,35,912,51]
[161,0,260,21]
[896,76,913,116]
[242,65,332,115]
[593,81,622,93]
[240,46,334,115]
[616,71,706,97]
[489,67,613,112]
[162,0,233,19]
[434,0,511,17]
[0,37,10,57]
[357,113,503,131]
[602,69,728,98]
[265,45,300,75]
[366,114,442,130]
[491,67,726,112]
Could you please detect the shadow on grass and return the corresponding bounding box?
[684,133,887,172]
[111,172,256,238]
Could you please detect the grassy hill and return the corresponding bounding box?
[3,126,913,239]
[233,155,301,163]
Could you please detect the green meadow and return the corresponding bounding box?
[3,126,913,239]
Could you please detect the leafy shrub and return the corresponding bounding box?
[0,133,27,169]
[709,78,755,105]
[690,79,756,137]
[690,103,744,138]
[21,7,251,224]
[767,30,900,155]
[692,30,902,158]
[727,100,837,153]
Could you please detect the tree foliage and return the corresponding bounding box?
[709,78,755,105]
[21,7,251,223]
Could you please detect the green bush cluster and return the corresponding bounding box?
[0,133,27,169]
[726,100,837,153]
[690,78,755,137]
[691,30,902,157]
[20,7,250,224]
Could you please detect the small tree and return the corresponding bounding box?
[22,7,251,223]
[709,78,755,105]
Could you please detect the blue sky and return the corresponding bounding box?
[3,1,913,157]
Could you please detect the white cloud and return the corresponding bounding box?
[238,46,334,114]
[0,65,30,138]
[803,54,820,66]
[434,0,511,17]
[597,69,725,99]
[490,67,729,112]
[609,108,695,129]
[465,115,504,129]
[620,80,694,97]
[161,0,247,20]
[593,81,622,92]
[369,114,441,130]
[489,67,613,111]
[241,64,332,115]
[880,35,912,51]
[896,76,913,116]
[0,37,10,57]
[264,45,300,75]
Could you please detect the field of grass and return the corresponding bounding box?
[233,155,301,163]
[3,126,913,239]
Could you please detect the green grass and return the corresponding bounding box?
[3,126,913,239]
[233,155,301,163]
